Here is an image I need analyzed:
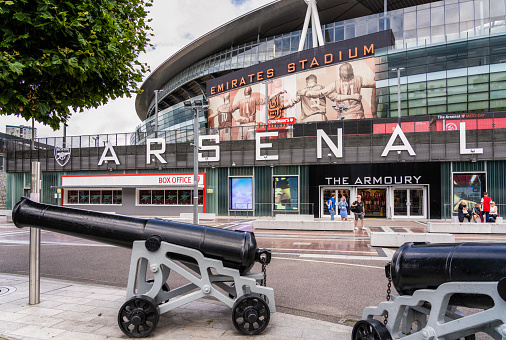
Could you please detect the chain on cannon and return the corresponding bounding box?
[12,198,276,338]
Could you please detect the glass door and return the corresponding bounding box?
[410,189,424,216]
[393,188,425,218]
[321,188,350,217]
[393,189,408,216]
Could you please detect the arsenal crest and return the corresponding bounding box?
[54,146,71,166]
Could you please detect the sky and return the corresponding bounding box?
[1,0,273,138]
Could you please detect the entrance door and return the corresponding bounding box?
[322,188,351,217]
[393,188,425,218]
[356,188,387,218]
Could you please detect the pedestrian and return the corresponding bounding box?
[338,196,348,221]
[351,195,365,230]
[489,201,498,223]
[327,193,336,221]
[481,192,492,223]
[457,200,471,222]
[473,203,483,223]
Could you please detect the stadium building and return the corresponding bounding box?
[5,0,506,219]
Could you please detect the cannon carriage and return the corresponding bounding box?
[13,198,275,338]
[354,242,506,340]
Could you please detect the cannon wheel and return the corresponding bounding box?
[352,319,392,340]
[232,294,270,335]
[118,295,160,338]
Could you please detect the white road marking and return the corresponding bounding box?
[222,222,252,230]
[274,256,386,268]
[0,240,115,247]
[292,242,312,246]
[0,230,30,236]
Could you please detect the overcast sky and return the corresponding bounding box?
[1,0,273,138]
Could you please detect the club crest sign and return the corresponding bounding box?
[54,146,71,166]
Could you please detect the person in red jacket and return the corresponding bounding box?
[481,192,492,222]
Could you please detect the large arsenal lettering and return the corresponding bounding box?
[96,124,484,166]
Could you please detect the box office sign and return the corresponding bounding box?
[61,173,205,188]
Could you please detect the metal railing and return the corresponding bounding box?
[228,202,314,218]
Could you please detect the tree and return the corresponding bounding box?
[0,0,153,129]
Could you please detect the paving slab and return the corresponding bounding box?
[0,273,352,340]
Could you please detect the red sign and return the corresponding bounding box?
[268,117,295,125]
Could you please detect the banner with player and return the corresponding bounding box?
[207,57,377,141]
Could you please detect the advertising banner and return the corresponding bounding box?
[207,30,394,141]
[208,57,377,140]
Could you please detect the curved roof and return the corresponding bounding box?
[135,0,438,120]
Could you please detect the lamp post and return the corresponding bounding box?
[332,102,348,120]
[392,67,405,125]
[63,123,67,147]
[184,99,209,225]
[263,80,273,128]
[154,90,161,137]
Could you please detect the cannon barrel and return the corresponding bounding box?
[13,198,258,275]
[387,242,506,306]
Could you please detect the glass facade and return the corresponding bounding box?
[376,35,506,117]
[137,189,203,205]
[137,0,506,142]
[66,189,122,205]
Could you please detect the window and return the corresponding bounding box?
[165,190,178,204]
[273,176,299,210]
[66,189,122,205]
[102,190,113,204]
[114,190,122,204]
[229,177,253,210]
[179,190,192,204]
[139,190,152,205]
[90,190,101,204]
[452,173,486,212]
[152,190,165,204]
[68,190,78,204]
[78,190,89,204]
[136,189,202,205]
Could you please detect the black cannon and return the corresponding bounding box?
[13,198,275,338]
[353,242,506,340]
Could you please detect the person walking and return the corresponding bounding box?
[481,192,492,222]
[327,193,336,221]
[338,196,348,221]
[351,195,365,230]
[457,200,471,222]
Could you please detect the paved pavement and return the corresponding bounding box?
[3,215,506,340]
[0,273,353,340]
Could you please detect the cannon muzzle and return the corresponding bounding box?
[13,197,259,275]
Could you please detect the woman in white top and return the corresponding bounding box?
[489,201,498,222]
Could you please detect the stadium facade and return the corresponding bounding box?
[5,0,506,219]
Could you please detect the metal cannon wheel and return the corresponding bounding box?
[232,294,270,335]
[352,319,392,340]
[118,295,160,338]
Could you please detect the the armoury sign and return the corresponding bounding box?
[91,122,483,167]
[54,146,71,166]
[206,30,394,96]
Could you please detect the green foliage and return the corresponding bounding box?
[0,0,153,129]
